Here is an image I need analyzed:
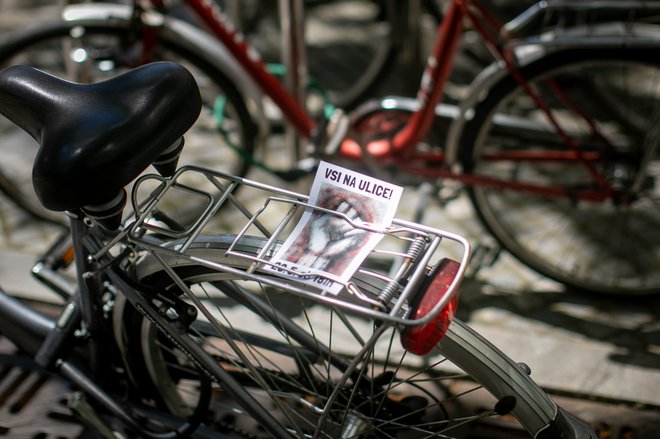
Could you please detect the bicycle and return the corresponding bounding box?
[0,62,596,437]
[1,0,660,296]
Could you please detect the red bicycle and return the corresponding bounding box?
[1,0,659,295]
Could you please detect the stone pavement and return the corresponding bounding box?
[0,1,659,438]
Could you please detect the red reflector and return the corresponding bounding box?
[400,258,461,355]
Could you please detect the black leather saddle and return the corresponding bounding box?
[0,62,201,212]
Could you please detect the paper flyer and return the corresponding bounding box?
[263,161,403,295]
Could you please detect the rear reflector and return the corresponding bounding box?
[400,258,460,355]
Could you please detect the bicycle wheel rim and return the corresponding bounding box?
[114,235,565,438]
[462,48,660,295]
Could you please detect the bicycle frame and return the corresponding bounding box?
[162,0,630,202]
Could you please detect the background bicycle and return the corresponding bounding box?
[0,2,659,438]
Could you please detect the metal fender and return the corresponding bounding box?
[62,3,268,141]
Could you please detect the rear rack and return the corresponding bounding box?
[127,165,471,326]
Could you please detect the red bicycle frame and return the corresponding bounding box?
[389,0,614,200]
[150,0,615,201]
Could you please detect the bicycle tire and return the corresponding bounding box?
[112,234,590,438]
[460,47,660,296]
[0,19,255,223]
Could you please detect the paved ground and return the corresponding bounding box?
[0,1,659,438]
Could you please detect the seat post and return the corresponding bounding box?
[82,189,127,230]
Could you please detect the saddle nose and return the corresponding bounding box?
[0,61,202,213]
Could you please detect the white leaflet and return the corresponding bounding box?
[263,161,402,295]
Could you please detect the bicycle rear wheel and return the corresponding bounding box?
[113,235,589,438]
[460,48,660,295]
[0,19,255,223]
